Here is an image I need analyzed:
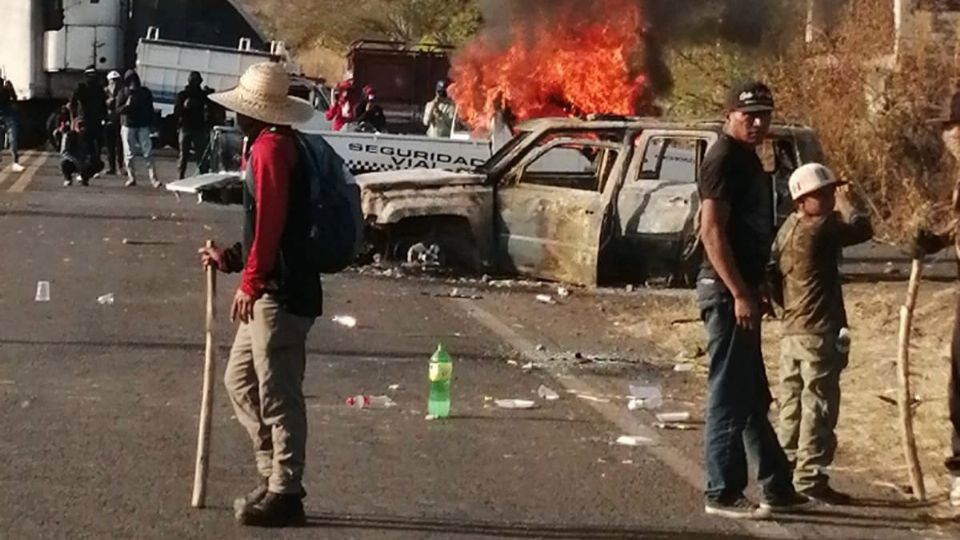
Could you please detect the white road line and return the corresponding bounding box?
[454,297,807,540]
[0,150,38,190]
[8,152,52,193]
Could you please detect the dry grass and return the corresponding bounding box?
[609,282,960,499]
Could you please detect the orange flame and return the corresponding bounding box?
[450,0,658,131]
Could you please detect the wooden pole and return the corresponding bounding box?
[192,240,217,508]
[896,259,926,501]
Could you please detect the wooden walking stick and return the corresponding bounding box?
[192,240,217,508]
[896,258,926,501]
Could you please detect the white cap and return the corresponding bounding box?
[789,163,843,201]
[107,70,121,81]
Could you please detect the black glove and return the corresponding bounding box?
[909,229,939,259]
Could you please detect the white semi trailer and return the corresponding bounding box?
[0,0,268,147]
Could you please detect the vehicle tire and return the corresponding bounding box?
[386,217,480,273]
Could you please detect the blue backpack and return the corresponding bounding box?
[293,132,363,274]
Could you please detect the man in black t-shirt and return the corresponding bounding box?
[697,81,810,520]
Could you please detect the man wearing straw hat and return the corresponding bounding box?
[911,87,960,507]
[198,62,319,527]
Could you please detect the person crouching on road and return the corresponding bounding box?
[198,62,319,528]
[175,71,211,179]
[60,119,104,187]
[769,164,873,505]
[697,81,811,520]
[118,70,160,188]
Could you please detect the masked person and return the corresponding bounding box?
[910,88,960,507]
[118,70,160,188]
[69,65,107,171]
[355,84,386,133]
[325,81,354,132]
[423,80,455,138]
[175,71,211,179]
[104,70,125,176]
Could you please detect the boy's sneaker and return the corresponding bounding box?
[799,485,853,506]
[124,178,136,187]
[11,163,24,172]
[705,496,771,520]
[238,492,306,527]
[760,491,814,513]
[950,477,960,507]
[63,179,72,187]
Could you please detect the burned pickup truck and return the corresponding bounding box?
[358,117,825,286]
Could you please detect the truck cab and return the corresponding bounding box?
[359,117,826,286]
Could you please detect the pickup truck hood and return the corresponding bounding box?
[355,168,486,192]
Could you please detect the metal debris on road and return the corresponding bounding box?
[535,294,557,305]
[616,435,653,447]
[96,293,115,306]
[332,315,358,328]
[653,422,698,431]
[35,281,50,302]
[537,385,560,401]
[628,383,663,410]
[495,399,538,410]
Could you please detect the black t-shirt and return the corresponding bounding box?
[698,133,773,286]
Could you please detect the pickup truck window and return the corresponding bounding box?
[637,137,707,183]
[519,142,620,192]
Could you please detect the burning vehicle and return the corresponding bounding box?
[358,115,824,286]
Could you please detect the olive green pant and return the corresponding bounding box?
[777,333,847,491]
[224,294,314,495]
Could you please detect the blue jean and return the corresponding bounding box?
[698,277,794,502]
[1,114,19,163]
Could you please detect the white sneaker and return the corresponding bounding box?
[11,163,24,172]
[950,477,960,507]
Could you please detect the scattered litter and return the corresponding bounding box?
[437,288,483,300]
[506,360,519,367]
[97,293,115,306]
[535,344,547,352]
[121,238,173,246]
[628,383,663,410]
[346,395,396,409]
[332,315,358,328]
[556,286,571,298]
[625,284,635,293]
[536,294,556,305]
[622,460,634,465]
[503,454,516,459]
[20,400,31,409]
[616,435,653,447]
[656,412,691,423]
[35,281,50,302]
[388,384,401,391]
[673,363,695,373]
[654,422,699,431]
[577,394,611,404]
[537,385,560,401]
[425,414,437,421]
[521,362,536,372]
[495,399,538,410]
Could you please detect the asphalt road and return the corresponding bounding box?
[0,152,956,539]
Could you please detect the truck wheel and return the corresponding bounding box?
[386,217,480,273]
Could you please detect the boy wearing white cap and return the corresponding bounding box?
[770,163,872,504]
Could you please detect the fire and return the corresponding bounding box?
[450,0,659,131]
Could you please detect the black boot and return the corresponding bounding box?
[238,492,306,527]
[232,476,269,516]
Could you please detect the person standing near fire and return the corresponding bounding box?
[697,81,811,520]
[423,80,455,138]
[909,88,960,507]
[355,84,386,133]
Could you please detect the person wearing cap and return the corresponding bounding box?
[697,81,810,519]
[910,87,960,507]
[423,80,455,138]
[325,80,354,131]
[69,65,107,172]
[355,84,386,133]
[117,70,160,188]
[769,163,872,505]
[103,70,125,176]
[0,77,24,173]
[174,71,212,179]
[197,62,319,527]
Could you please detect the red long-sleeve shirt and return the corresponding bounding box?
[240,127,298,299]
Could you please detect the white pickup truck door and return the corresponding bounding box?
[495,138,626,286]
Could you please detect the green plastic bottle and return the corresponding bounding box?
[428,343,453,418]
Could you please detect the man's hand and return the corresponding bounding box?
[909,229,939,260]
[198,242,227,271]
[230,288,255,324]
[734,294,760,331]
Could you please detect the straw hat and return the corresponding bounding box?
[209,62,314,126]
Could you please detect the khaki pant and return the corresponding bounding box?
[224,294,314,495]
[777,333,847,491]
